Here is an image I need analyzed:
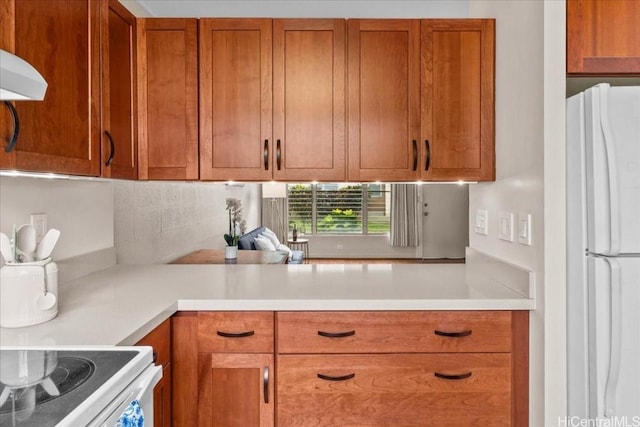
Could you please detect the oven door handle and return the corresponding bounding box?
[87,365,162,426]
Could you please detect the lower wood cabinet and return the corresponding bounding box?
[170,310,528,426]
[198,353,274,427]
[135,317,172,427]
[277,353,511,427]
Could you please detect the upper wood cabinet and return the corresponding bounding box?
[136,18,199,180]
[348,19,494,182]
[567,0,640,75]
[1,0,101,176]
[199,19,273,181]
[347,20,421,182]
[199,18,346,181]
[421,19,495,181]
[272,19,346,181]
[101,0,137,179]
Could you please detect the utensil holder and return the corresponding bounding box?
[0,259,58,328]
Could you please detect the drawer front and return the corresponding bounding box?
[277,353,511,427]
[136,318,171,367]
[277,311,512,353]
[198,311,274,353]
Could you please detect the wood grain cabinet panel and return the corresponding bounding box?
[136,318,172,427]
[567,0,640,75]
[136,18,199,180]
[347,19,421,182]
[277,311,512,354]
[272,19,346,181]
[101,0,137,179]
[1,0,101,175]
[199,18,273,181]
[421,19,495,181]
[277,353,511,427]
[198,353,274,427]
[198,311,274,353]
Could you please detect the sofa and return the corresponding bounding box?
[238,227,304,264]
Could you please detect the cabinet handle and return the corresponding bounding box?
[412,139,418,171]
[424,139,431,171]
[263,366,269,404]
[317,330,355,338]
[263,139,269,170]
[434,371,472,380]
[3,101,19,153]
[216,330,255,338]
[434,329,472,338]
[317,373,355,382]
[104,131,115,166]
[276,139,282,170]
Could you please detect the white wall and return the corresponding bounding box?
[468,1,567,425]
[0,176,114,263]
[114,181,261,264]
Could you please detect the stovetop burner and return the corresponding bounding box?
[0,349,138,427]
[0,357,95,414]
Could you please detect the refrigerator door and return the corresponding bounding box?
[587,256,640,418]
[584,84,640,255]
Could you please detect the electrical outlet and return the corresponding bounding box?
[31,213,48,244]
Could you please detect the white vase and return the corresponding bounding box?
[225,246,238,259]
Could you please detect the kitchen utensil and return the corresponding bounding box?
[35,228,60,261]
[16,224,36,262]
[0,233,14,263]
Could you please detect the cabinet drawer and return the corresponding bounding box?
[198,312,274,353]
[277,353,511,427]
[136,318,171,367]
[277,311,512,353]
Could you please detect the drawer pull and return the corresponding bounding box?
[434,329,472,338]
[317,373,355,382]
[434,372,472,380]
[317,330,355,338]
[216,330,255,338]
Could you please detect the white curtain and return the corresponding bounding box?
[262,198,288,244]
[390,184,419,247]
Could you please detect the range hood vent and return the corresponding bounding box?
[0,49,48,101]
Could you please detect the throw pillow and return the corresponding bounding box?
[254,234,276,251]
[276,243,292,257]
[262,228,281,248]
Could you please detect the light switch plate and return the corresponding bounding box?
[30,213,48,244]
[498,212,514,242]
[474,209,488,235]
[518,213,532,245]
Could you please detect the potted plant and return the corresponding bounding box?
[224,198,246,259]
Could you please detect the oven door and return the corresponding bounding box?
[89,364,161,427]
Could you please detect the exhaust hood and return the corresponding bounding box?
[0,49,48,101]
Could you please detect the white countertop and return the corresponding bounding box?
[0,252,534,347]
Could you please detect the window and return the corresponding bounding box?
[287,183,391,235]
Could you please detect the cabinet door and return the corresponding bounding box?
[199,353,274,427]
[154,364,172,427]
[1,0,101,175]
[348,19,421,182]
[567,0,640,74]
[101,0,137,179]
[272,19,346,181]
[277,353,511,427]
[199,19,273,181]
[137,18,199,180]
[421,19,495,181]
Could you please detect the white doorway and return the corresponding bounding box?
[420,184,469,259]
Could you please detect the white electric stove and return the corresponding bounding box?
[0,347,161,427]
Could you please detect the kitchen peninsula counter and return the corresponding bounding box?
[0,249,534,347]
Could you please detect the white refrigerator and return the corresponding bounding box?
[567,83,640,420]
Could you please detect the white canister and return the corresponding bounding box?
[0,260,58,328]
